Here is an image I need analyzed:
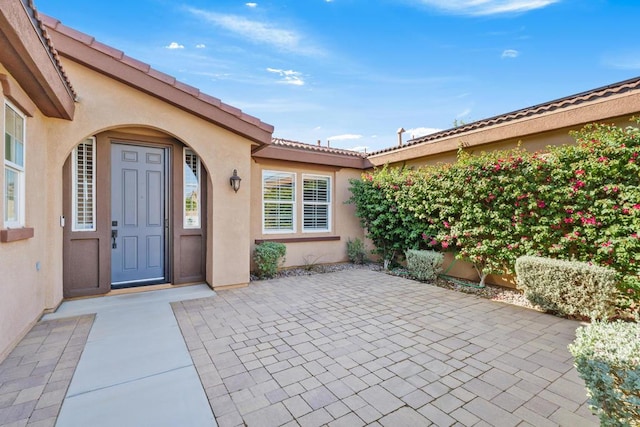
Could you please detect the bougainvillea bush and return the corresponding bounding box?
[348,121,640,305]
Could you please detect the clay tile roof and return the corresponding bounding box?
[28,1,77,100]
[272,138,367,158]
[371,75,640,156]
[38,12,273,139]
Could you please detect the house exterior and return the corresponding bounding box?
[0,1,275,360]
[2,0,640,361]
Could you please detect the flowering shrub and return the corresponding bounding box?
[349,121,640,302]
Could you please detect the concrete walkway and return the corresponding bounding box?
[42,284,216,427]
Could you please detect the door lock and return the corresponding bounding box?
[111,229,118,249]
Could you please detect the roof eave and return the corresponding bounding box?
[0,1,75,119]
[369,89,640,166]
[42,15,273,145]
[253,144,372,169]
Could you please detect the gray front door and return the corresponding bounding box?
[111,143,167,287]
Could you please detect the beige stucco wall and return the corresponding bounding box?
[0,67,53,360]
[0,57,260,358]
[250,158,365,269]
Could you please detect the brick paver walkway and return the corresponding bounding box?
[0,315,94,427]
[172,270,598,427]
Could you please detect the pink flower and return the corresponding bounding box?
[537,200,546,209]
[622,208,630,215]
[598,156,608,162]
[564,217,574,224]
[573,180,585,190]
[443,221,450,229]
[633,204,640,210]
[441,241,449,249]
[575,169,585,175]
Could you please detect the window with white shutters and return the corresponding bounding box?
[72,138,96,231]
[4,102,25,227]
[184,149,201,228]
[263,171,295,233]
[303,175,330,232]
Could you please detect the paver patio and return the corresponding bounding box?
[172,269,598,426]
[1,269,599,426]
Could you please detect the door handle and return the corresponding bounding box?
[111,230,118,249]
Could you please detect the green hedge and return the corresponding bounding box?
[568,321,640,426]
[253,242,286,279]
[515,256,618,320]
[349,121,640,303]
[405,249,443,282]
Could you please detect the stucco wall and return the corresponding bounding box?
[0,67,52,360]
[250,158,365,269]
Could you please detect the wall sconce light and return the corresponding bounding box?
[230,169,241,193]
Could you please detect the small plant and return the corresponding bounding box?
[515,256,618,320]
[568,321,640,426]
[253,242,286,279]
[405,249,444,282]
[346,237,367,265]
[302,254,324,272]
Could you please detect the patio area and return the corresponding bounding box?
[0,269,598,426]
[174,270,597,426]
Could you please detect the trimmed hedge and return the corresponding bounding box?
[568,321,640,426]
[515,256,618,320]
[405,249,443,282]
[253,241,286,279]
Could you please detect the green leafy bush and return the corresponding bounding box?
[346,237,367,264]
[405,250,443,282]
[253,242,286,279]
[515,256,618,319]
[348,121,640,303]
[568,321,640,426]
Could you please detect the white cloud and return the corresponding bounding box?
[457,108,472,118]
[328,134,363,141]
[602,52,640,70]
[196,43,206,49]
[187,8,323,56]
[501,49,520,58]
[416,0,559,15]
[246,2,257,7]
[266,68,305,86]
[165,42,184,49]
[407,127,442,139]
[347,146,370,153]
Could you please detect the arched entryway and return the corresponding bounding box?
[62,127,208,298]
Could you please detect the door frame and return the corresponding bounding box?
[63,130,208,298]
[109,140,172,288]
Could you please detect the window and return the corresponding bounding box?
[4,102,25,227]
[303,175,331,232]
[263,171,295,233]
[72,138,96,231]
[184,149,201,228]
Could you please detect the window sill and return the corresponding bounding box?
[255,236,340,244]
[1,227,34,242]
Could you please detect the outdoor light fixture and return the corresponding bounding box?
[230,169,241,193]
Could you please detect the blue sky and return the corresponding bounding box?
[36,0,640,152]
